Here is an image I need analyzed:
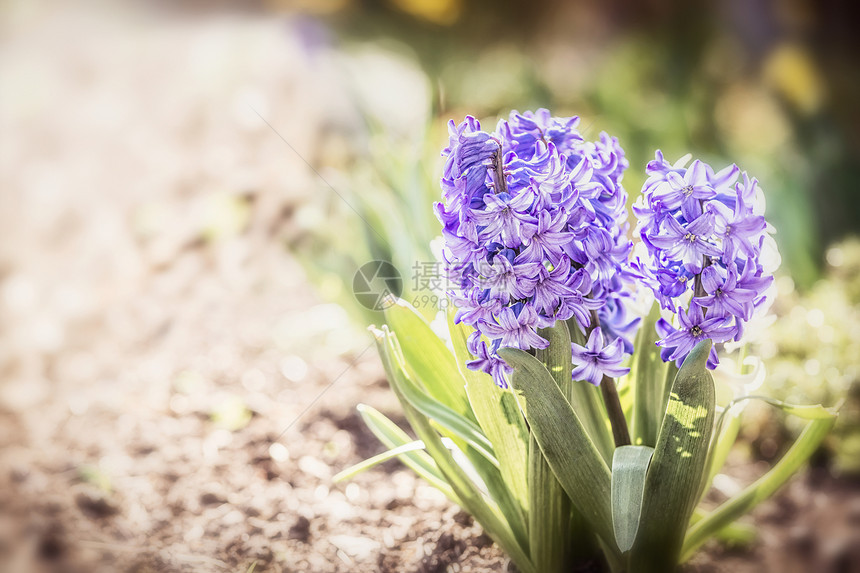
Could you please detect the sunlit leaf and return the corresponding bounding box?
[356,404,456,500]
[630,339,715,572]
[378,325,498,466]
[374,327,536,573]
[498,346,617,555]
[448,310,530,546]
[333,440,428,483]
[384,299,474,421]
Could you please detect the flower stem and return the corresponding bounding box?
[589,309,631,447]
[601,375,631,447]
[693,255,711,299]
[489,147,507,195]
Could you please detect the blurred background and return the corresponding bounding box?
[1,0,858,571]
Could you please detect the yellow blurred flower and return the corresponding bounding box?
[715,84,791,156]
[388,0,462,25]
[763,43,825,115]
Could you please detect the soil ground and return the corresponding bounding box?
[1,4,858,573]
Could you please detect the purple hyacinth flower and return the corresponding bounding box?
[475,251,543,303]
[650,159,716,221]
[472,191,538,248]
[555,269,603,329]
[480,305,550,351]
[570,327,630,386]
[524,256,579,315]
[708,193,767,263]
[694,265,757,321]
[657,303,735,367]
[517,210,572,265]
[437,110,636,387]
[648,212,721,273]
[467,339,513,389]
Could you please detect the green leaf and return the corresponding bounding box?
[375,327,536,573]
[333,440,428,482]
[611,445,654,553]
[384,299,474,420]
[631,303,669,447]
[690,508,757,548]
[356,404,457,501]
[630,340,715,572]
[382,323,525,549]
[530,321,576,572]
[379,327,498,467]
[448,310,530,543]
[528,435,569,571]
[681,401,837,561]
[499,346,617,554]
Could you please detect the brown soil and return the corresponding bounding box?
[1,4,858,573]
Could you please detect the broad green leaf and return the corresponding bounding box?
[383,324,527,549]
[682,401,837,561]
[499,346,617,554]
[611,445,654,552]
[375,328,536,573]
[384,299,474,421]
[566,320,615,463]
[630,340,715,572]
[448,311,530,545]
[380,326,498,466]
[530,322,575,572]
[528,435,569,571]
[356,404,456,500]
[631,303,669,447]
[333,440,427,482]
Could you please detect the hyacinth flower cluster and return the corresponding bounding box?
[342,108,839,573]
[632,152,777,369]
[434,110,637,388]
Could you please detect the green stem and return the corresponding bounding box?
[589,309,631,447]
[601,375,631,447]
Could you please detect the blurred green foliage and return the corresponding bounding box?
[760,238,860,473]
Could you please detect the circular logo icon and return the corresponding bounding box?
[353,260,403,311]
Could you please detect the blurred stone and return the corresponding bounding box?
[329,534,380,560]
[288,515,311,543]
[74,488,119,518]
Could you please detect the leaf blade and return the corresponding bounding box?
[384,299,473,420]
[499,346,617,552]
[448,310,530,547]
[631,303,669,447]
[333,440,428,482]
[356,404,457,500]
[530,322,576,572]
[630,340,716,572]
[376,328,536,573]
[611,445,654,553]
